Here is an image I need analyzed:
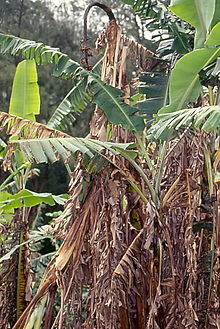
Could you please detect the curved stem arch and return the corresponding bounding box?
[82,2,116,69]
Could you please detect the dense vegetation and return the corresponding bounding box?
[0,0,219,328]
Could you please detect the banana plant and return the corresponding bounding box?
[158,2,220,114]
[0,57,67,326]
[169,0,217,49]
[0,33,145,132]
[122,0,220,116]
[0,2,219,327]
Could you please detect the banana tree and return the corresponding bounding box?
[0,4,163,328]
[0,59,67,328]
[0,1,219,328]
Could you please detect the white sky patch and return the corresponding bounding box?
[43,0,153,40]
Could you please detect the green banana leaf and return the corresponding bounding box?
[205,21,220,46]
[169,0,216,49]
[89,73,145,132]
[159,47,220,113]
[47,59,102,129]
[211,0,220,27]
[12,137,136,164]
[9,59,40,121]
[0,189,68,213]
[149,105,220,140]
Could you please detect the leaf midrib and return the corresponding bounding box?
[89,72,138,132]
[177,48,220,110]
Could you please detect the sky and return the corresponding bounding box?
[49,0,71,3]
[46,0,152,39]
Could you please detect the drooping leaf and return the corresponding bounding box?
[89,73,145,132]
[159,47,220,113]
[0,111,68,139]
[0,33,80,78]
[149,105,220,140]
[121,0,168,21]
[47,58,103,129]
[0,233,54,263]
[0,237,42,263]
[9,59,40,121]
[11,137,136,165]
[47,78,92,129]
[169,0,216,49]
[121,0,193,57]
[0,189,68,212]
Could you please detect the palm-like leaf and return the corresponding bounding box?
[0,33,144,132]
[0,34,80,78]
[47,60,102,129]
[10,137,136,165]
[10,137,153,203]
[159,48,220,114]
[47,79,92,129]
[89,73,145,131]
[149,105,220,140]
